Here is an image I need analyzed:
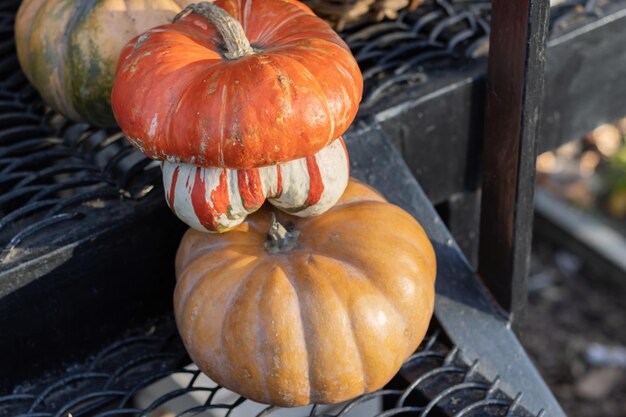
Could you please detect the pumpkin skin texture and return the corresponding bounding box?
[15,0,193,127]
[111,0,363,169]
[163,138,349,233]
[174,180,436,406]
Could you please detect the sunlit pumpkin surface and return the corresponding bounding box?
[112,0,363,169]
[174,180,436,406]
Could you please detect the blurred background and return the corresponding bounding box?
[525,117,626,417]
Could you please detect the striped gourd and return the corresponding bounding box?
[162,138,349,232]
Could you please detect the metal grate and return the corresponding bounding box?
[0,316,540,417]
[0,1,161,270]
[0,115,162,267]
[341,0,625,113]
[342,0,491,109]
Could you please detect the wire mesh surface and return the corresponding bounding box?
[341,0,491,109]
[0,0,161,270]
[341,0,626,113]
[0,316,541,417]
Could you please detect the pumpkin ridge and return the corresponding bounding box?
[278,54,335,143]
[330,53,363,109]
[346,312,368,394]
[15,0,41,85]
[164,63,226,162]
[274,43,361,124]
[323,255,419,384]
[304,209,435,283]
[190,257,262,385]
[312,256,368,394]
[300,252,410,335]
[178,259,226,352]
[276,41,362,107]
[364,213,436,275]
[242,0,252,32]
[371,207,437,275]
[256,263,305,405]
[410,238,437,280]
[255,266,274,402]
[295,254,375,402]
[217,72,232,167]
[330,197,387,210]
[65,0,108,123]
[178,249,239,286]
[139,25,222,59]
[253,8,307,45]
[176,253,240,323]
[279,259,315,404]
[20,3,40,83]
[175,267,204,323]
[165,63,221,160]
[38,1,83,121]
[315,200,428,247]
[219,260,266,389]
[406,224,437,277]
[229,262,271,398]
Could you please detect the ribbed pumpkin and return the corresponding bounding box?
[163,138,349,232]
[174,180,436,406]
[111,0,363,169]
[15,0,192,127]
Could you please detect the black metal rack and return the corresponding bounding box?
[1,126,550,417]
[2,0,625,415]
[0,318,537,417]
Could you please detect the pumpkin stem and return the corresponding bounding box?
[174,2,254,60]
[265,213,300,254]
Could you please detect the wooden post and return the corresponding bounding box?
[478,0,550,331]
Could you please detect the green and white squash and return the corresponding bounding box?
[15,0,191,127]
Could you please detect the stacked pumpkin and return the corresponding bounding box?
[111,0,362,232]
[16,0,436,408]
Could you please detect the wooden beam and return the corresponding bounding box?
[478,0,551,329]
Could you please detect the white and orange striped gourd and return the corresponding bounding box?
[162,138,349,232]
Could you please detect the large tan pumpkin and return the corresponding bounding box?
[174,180,436,406]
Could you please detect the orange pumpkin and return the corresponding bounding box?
[174,180,436,406]
[112,0,363,169]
